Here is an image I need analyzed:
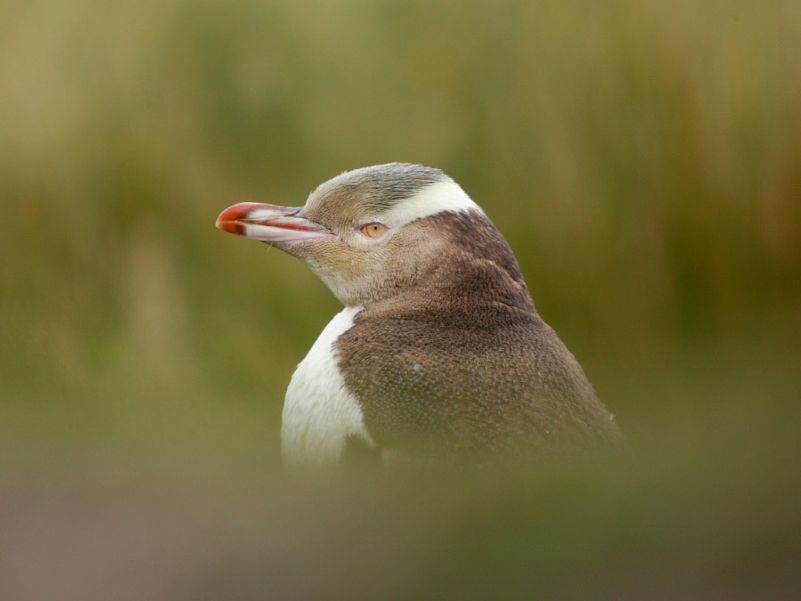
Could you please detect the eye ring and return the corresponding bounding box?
[359,222,390,239]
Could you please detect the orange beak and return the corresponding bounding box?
[215,202,333,244]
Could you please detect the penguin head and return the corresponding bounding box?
[216,163,491,306]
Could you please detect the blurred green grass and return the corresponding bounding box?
[1,0,800,597]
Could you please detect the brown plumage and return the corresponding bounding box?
[216,163,624,468]
[336,210,624,463]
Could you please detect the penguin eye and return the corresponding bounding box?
[359,222,390,239]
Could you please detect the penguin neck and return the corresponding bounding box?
[363,211,537,319]
[422,250,535,314]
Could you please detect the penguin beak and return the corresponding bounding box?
[215,202,333,244]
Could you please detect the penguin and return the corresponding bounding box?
[216,163,624,469]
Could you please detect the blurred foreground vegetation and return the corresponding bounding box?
[1,0,799,598]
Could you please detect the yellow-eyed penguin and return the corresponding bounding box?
[216,163,624,469]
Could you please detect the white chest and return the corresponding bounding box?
[281,306,373,469]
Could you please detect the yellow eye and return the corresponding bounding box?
[360,222,389,239]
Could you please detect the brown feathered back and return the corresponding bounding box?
[336,210,624,462]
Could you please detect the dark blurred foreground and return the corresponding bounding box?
[2,452,800,601]
[3,339,800,600]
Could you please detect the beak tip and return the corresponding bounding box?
[216,218,245,236]
[215,204,249,235]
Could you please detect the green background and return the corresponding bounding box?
[1,1,799,598]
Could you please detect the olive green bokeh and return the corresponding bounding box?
[1,1,799,598]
